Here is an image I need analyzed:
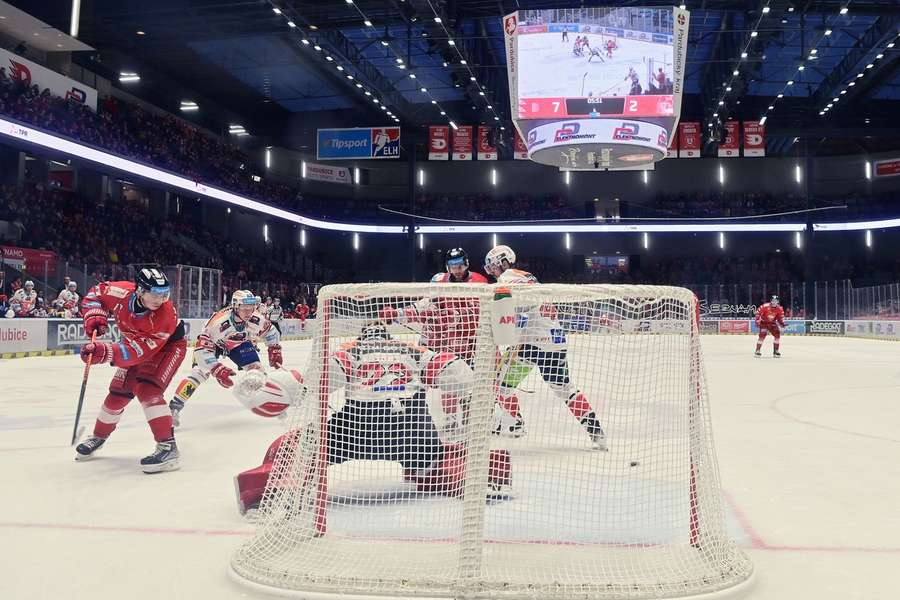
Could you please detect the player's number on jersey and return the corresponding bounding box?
[357,362,413,391]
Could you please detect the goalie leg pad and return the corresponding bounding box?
[414,444,512,497]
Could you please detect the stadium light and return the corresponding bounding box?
[751,31,758,38]
[287,21,295,28]
[840,6,849,15]
[795,164,802,184]
[795,231,802,249]
[272,7,281,14]
[865,161,872,180]
[418,169,425,187]
[354,167,360,184]
[364,20,373,28]
[718,232,726,250]
[824,29,832,36]
[642,170,649,185]
[798,65,805,71]
[492,233,498,248]
[491,169,498,186]
[643,232,649,250]
[865,230,872,248]
[118,72,141,83]
[179,101,199,112]
[301,161,306,178]
[263,224,269,243]
[564,170,571,186]
[449,121,458,130]
[565,233,571,251]
[300,228,306,247]
[718,164,725,185]
[418,233,424,250]
[265,147,271,169]
[353,232,360,251]
[762,6,770,13]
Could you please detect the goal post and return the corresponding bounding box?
[231,283,753,599]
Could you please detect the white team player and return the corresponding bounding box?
[268,298,284,335]
[484,245,607,450]
[168,290,283,425]
[56,281,80,318]
[10,280,37,317]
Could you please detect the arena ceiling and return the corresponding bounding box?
[13,0,900,154]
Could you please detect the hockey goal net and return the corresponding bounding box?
[231,283,752,599]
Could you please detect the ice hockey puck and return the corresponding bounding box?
[630,461,640,467]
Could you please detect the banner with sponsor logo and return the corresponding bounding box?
[427,126,450,160]
[678,122,701,158]
[304,162,351,185]
[522,119,668,169]
[1,245,57,276]
[452,125,473,160]
[513,129,529,160]
[742,121,765,157]
[844,320,872,336]
[874,158,900,178]
[477,126,498,160]
[750,320,806,335]
[667,128,678,158]
[0,319,47,353]
[805,320,845,336]
[718,121,740,157]
[0,48,97,111]
[718,320,750,334]
[317,127,400,160]
[699,320,719,334]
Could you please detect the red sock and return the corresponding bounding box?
[497,393,521,419]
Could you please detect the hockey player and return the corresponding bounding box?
[755,295,785,357]
[168,290,282,426]
[561,26,569,43]
[432,247,489,284]
[295,298,310,331]
[74,267,187,473]
[232,322,511,514]
[588,45,605,63]
[605,37,617,59]
[268,298,284,335]
[10,280,37,317]
[56,281,80,318]
[484,245,607,449]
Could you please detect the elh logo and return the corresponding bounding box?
[504,15,517,36]
[371,128,400,158]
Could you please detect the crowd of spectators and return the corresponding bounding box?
[0,184,319,318]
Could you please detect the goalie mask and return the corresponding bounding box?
[770,295,780,307]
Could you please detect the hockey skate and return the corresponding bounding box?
[169,398,185,427]
[491,403,526,438]
[773,350,781,358]
[140,439,180,474]
[581,412,608,451]
[754,350,761,357]
[74,436,106,461]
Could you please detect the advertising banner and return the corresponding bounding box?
[1,245,57,276]
[678,122,701,158]
[513,129,529,159]
[304,162,351,185]
[0,319,47,353]
[742,121,765,157]
[427,126,450,160]
[844,321,872,336]
[452,125,474,160]
[317,127,401,160]
[718,320,750,334]
[717,121,739,157]
[699,320,719,333]
[0,48,97,111]
[750,320,806,334]
[667,128,678,158]
[872,321,900,337]
[805,320,845,336]
[477,126,498,160]
[874,158,900,178]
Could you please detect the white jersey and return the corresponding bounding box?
[57,289,80,309]
[329,337,472,403]
[11,289,37,308]
[194,307,280,372]
[496,268,567,350]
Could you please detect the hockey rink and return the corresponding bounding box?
[517,32,671,98]
[1,334,899,600]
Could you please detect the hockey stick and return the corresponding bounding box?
[70,331,97,446]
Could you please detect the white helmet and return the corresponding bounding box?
[485,245,516,274]
[68,281,77,290]
[232,290,259,311]
[24,280,34,288]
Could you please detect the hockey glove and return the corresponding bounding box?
[82,307,109,337]
[268,344,283,369]
[80,342,113,365]
[211,362,236,388]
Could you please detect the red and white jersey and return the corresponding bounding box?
[81,281,181,367]
[429,270,489,284]
[756,303,785,328]
[57,289,80,310]
[329,337,471,403]
[195,307,280,370]
[11,288,36,310]
[295,305,310,321]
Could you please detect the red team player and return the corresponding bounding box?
[74,267,188,473]
[755,295,785,358]
[380,248,486,431]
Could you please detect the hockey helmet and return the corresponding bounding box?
[485,245,516,274]
[446,247,470,270]
[134,267,170,300]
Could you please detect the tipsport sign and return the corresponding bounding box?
[317,127,401,160]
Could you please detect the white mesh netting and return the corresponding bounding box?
[230,283,752,599]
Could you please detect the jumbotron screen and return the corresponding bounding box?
[509,7,676,120]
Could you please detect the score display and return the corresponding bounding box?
[519,95,675,119]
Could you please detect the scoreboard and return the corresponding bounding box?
[518,95,674,119]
